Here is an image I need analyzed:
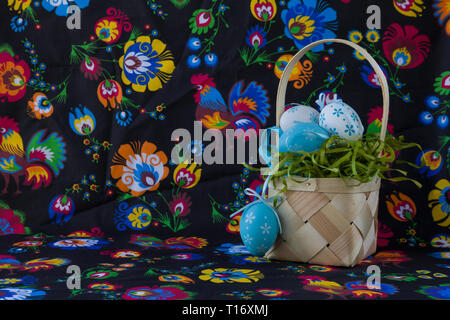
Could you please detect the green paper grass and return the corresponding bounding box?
[247,134,423,190]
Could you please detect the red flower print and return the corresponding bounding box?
[168,192,192,217]
[97,79,122,110]
[382,23,430,69]
[377,222,394,248]
[80,57,103,80]
[0,207,27,235]
[165,236,208,249]
[367,106,394,135]
[385,192,417,222]
[173,163,202,189]
[0,52,30,102]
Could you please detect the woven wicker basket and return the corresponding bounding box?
[264,39,390,267]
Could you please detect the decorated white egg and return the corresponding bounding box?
[279,122,330,153]
[319,101,364,140]
[280,104,320,131]
[239,202,280,257]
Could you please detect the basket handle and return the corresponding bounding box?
[276,38,390,141]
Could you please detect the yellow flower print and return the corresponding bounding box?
[8,0,31,13]
[353,50,366,61]
[393,0,425,18]
[95,19,120,43]
[431,234,450,248]
[250,0,277,21]
[348,30,363,43]
[0,278,22,285]
[199,268,264,283]
[366,29,380,43]
[173,162,202,189]
[428,179,450,229]
[288,15,316,40]
[119,36,175,93]
[127,205,152,229]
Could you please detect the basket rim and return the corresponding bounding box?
[269,176,381,193]
[276,38,390,142]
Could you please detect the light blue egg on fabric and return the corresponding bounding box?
[239,202,280,256]
[279,122,330,153]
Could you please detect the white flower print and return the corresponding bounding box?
[245,211,256,224]
[242,234,253,245]
[260,222,271,235]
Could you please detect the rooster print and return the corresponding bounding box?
[0,116,66,194]
[191,74,271,134]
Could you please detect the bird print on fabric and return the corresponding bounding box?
[0,116,66,194]
[191,73,271,134]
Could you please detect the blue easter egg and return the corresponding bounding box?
[279,122,330,153]
[239,201,279,256]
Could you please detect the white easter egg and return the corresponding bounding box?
[319,101,364,140]
[280,104,320,132]
[239,202,280,257]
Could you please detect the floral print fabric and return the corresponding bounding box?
[0,0,449,300]
[0,232,449,300]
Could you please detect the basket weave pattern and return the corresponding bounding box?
[265,186,379,267]
[264,38,390,267]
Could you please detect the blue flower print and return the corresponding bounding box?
[204,53,218,67]
[187,37,202,51]
[281,0,338,52]
[350,112,358,122]
[42,0,90,17]
[187,55,201,68]
[48,238,110,250]
[134,163,160,190]
[246,25,267,49]
[345,124,355,136]
[328,127,338,136]
[115,110,133,127]
[0,288,46,300]
[425,95,440,109]
[10,16,27,32]
[319,112,326,123]
[332,108,344,118]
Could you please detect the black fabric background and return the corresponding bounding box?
[0,0,449,301]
